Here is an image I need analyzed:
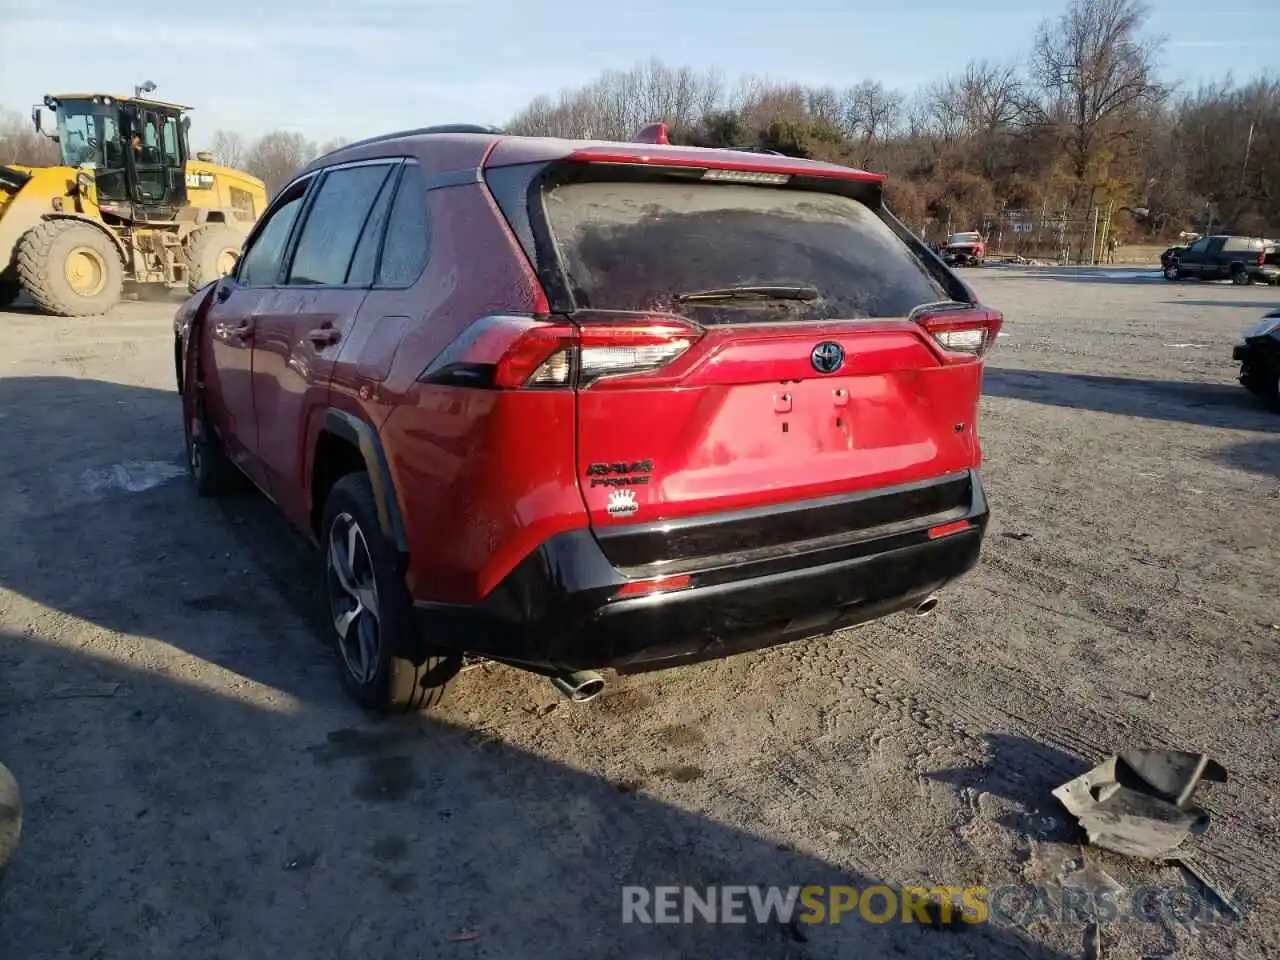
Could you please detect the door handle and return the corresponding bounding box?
[217,318,254,342]
[307,327,342,347]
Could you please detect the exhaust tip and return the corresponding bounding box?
[551,671,606,703]
[914,595,940,617]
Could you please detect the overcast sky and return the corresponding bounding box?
[1,0,1275,147]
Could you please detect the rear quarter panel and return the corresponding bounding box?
[353,180,578,604]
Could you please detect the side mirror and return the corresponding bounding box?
[31,106,42,134]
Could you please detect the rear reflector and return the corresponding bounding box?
[927,519,973,539]
[615,573,692,598]
[913,305,1003,362]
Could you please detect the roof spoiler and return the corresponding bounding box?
[631,122,670,145]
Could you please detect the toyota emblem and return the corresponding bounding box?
[810,341,844,374]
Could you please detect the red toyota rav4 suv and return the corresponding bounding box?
[175,123,1001,713]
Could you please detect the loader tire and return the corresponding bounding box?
[185,224,246,292]
[16,220,124,317]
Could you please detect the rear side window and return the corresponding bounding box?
[377,161,430,287]
[541,179,945,322]
[345,167,399,286]
[288,163,395,286]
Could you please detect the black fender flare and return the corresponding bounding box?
[321,409,408,553]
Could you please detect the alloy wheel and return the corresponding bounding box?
[327,512,381,685]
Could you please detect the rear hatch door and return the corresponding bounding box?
[534,169,993,533]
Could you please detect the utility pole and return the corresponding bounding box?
[1088,206,1100,265]
[1240,120,1255,193]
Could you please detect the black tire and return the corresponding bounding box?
[1163,263,1181,281]
[183,408,248,497]
[16,219,124,316]
[1240,362,1280,412]
[0,761,20,887]
[1231,267,1251,286]
[184,224,247,292]
[321,472,460,713]
[0,275,19,308]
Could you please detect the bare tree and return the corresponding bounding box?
[506,60,724,141]
[244,131,317,195]
[318,137,351,156]
[1030,0,1166,216]
[0,110,60,166]
[843,81,904,166]
[208,130,247,169]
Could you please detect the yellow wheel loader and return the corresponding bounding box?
[0,93,268,316]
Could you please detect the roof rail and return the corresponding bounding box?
[326,124,504,154]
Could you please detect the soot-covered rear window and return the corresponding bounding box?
[541,179,945,322]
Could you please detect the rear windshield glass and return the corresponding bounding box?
[949,233,981,244]
[541,180,945,322]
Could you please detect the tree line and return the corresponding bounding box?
[504,0,1277,257]
[0,0,1273,260]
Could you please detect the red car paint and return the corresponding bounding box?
[176,126,1000,694]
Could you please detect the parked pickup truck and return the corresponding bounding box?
[1163,234,1279,285]
[941,232,986,267]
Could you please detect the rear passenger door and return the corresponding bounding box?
[1202,237,1228,279]
[250,158,400,529]
[331,160,433,429]
[1178,237,1211,277]
[202,174,314,489]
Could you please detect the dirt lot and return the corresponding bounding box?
[1,268,1277,959]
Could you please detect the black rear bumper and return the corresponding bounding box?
[415,470,990,675]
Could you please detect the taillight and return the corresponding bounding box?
[419,315,701,389]
[1259,249,1267,266]
[547,320,701,386]
[912,305,1002,362]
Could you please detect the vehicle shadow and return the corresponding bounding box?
[982,368,1280,433]
[1206,437,1280,478]
[1159,300,1280,310]
[925,734,1090,845]
[0,630,1077,959]
[0,373,1076,958]
[994,267,1163,286]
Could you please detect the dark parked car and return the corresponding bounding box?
[1163,234,1279,284]
[1233,309,1280,411]
[1159,244,1186,271]
[174,123,1001,713]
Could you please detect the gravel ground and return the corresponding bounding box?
[0,268,1277,959]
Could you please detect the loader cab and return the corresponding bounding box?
[43,94,189,220]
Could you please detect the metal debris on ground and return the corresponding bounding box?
[1051,749,1227,860]
[1173,856,1243,920]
